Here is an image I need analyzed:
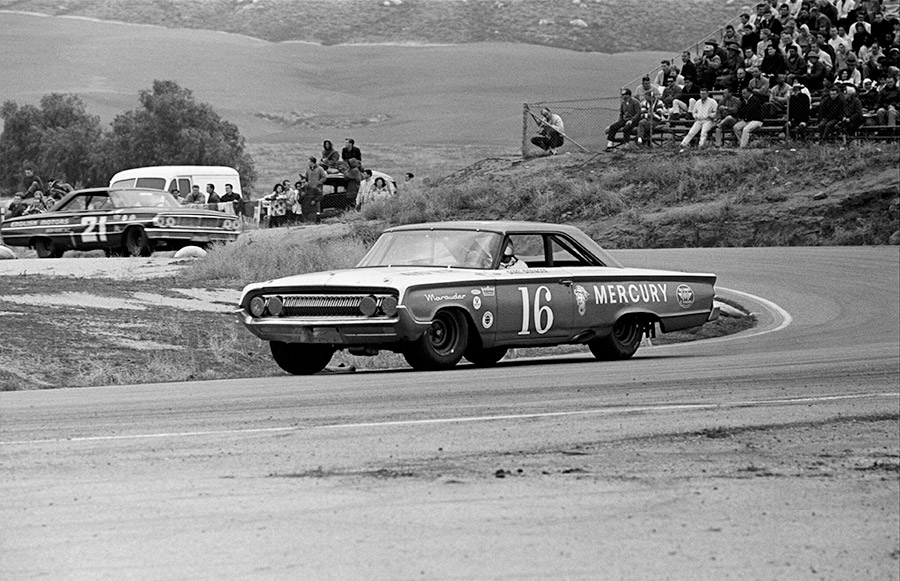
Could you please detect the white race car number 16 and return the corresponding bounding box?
[518,285,554,335]
[81,216,109,242]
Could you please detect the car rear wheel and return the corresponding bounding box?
[464,346,508,367]
[124,226,152,257]
[403,309,469,371]
[589,316,643,361]
[34,238,64,259]
[270,341,335,375]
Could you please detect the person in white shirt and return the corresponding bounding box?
[679,87,718,151]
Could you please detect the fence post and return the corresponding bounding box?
[522,103,529,157]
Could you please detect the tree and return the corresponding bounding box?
[98,80,256,187]
[0,94,104,192]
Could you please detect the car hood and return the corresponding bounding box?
[241,266,500,294]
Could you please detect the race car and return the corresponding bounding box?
[237,221,718,374]
[0,187,241,258]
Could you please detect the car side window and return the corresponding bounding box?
[549,236,594,267]
[507,234,545,267]
[59,196,88,212]
[87,195,112,211]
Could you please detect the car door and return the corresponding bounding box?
[58,193,113,250]
[491,233,575,345]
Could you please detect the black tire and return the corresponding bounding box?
[270,341,335,375]
[403,309,469,371]
[464,346,508,367]
[34,238,64,259]
[588,316,643,361]
[124,226,152,257]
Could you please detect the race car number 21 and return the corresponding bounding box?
[81,216,109,242]
[518,285,554,335]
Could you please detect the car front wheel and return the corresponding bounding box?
[270,341,335,375]
[589,316,643,360]
[123,226,152,257]
[34,238,64,259]
[403,309,469,371]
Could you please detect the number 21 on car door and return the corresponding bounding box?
[494,279,574,344]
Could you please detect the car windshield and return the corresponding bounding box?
[111,190,180,209]
[358,230,502,269]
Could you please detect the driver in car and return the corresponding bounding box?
[499,240,528,270]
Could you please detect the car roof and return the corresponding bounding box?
[384,221,624,268]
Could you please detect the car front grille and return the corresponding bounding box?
[281,294,365,317]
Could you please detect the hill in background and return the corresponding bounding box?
[0,0,737,53]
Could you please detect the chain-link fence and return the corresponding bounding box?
[522,99,622,157]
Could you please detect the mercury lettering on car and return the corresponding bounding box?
[593,283,668,305]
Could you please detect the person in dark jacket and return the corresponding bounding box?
[841,86,865,137]
[817,86,845,141]
[788,82,812,140]
[799,51,827,91]
[732,87,768,148]
[606,88,641,149]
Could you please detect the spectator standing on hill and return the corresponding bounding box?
[678,87,718,151]
[303,156,327,223]
[220,183,242,215]
[788,82,812,139]
[344,158,362,207]
[530,107,565,155]
[732,86,767,148]
[876,75,900,123]
[606,88,641,150]
[22,166,44,199]
[636,90,665,147]
[206,184,221,205]
[320,140,341,172]
[764,74,792,117]
[357,177,392,210]
[264,183,287,227]
[355,169,375,210]
[818,86,846,140]
[183,185,205,205]
[341,138,362,164]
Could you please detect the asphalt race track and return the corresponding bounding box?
[2,247,898,580]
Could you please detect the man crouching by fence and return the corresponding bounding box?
[530,107,565,155]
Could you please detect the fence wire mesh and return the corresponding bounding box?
[522,99,622,157]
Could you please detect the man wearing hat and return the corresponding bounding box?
[788,81,811,140]
[605,88,641,150]
[799,50,827,91]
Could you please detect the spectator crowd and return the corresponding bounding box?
[606,0,900,150]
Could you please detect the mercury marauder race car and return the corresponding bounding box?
[0,187,241,258]
[237,221,718,374]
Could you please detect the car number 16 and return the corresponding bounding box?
[518,285,554,335]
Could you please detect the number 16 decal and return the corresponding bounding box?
[518,285,554,335]
[81,216,108,242]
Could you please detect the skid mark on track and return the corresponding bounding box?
[3,392,896,446]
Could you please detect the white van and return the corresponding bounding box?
[109,166,242,202]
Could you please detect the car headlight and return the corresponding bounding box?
[153,216,165,227]
[267,296,284,317]
[358,295,378,317]
[380,296,399,317]
[249,296,266,317]
[165,216,177,228]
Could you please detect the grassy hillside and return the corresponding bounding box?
[0,0,738,53]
